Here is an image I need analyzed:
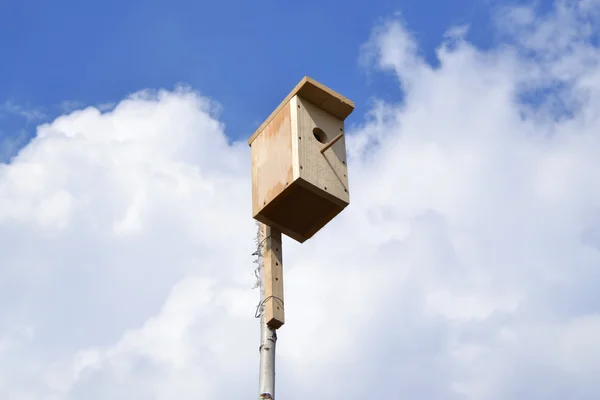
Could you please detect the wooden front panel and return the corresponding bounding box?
[296,96,350,205]
[252,102,294,216]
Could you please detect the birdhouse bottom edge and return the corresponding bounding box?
[253,177,348,243]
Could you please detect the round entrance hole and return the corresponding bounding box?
[313,127,327,144]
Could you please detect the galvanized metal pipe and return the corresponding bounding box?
[258,318,277,399]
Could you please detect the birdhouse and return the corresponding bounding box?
[249,77,354,243]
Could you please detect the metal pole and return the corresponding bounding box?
[258,312,277,399]
[256,223,277,399]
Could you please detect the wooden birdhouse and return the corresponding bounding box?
[249,77,354,243]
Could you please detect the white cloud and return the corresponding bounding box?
[1,1,600,398]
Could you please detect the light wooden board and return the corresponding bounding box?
[296,95,350,205]
[248,76,355,146]
[250,77,354,243]
[251,103,293,216]
[263,224,284,329]
[290,95,301,182]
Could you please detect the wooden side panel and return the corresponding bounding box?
[263,224,284,329]
[251,102,294,217]
[297,96,350,205]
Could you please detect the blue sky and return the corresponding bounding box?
[4,1,600,398]
[0,0,513,160]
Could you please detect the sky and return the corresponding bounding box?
[0,0,503,160]
[1,0,600,399]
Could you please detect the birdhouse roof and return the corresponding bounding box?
[248,76,355,146]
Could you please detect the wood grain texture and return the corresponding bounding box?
[290,95,301,181]
[254,179,344,242]
[251,103,293,217]
[250,78,354,243]
[248,76,354,146]
[297,96,350,205]
[263,224,284,329]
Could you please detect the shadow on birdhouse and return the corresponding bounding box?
[248,77,354,243]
